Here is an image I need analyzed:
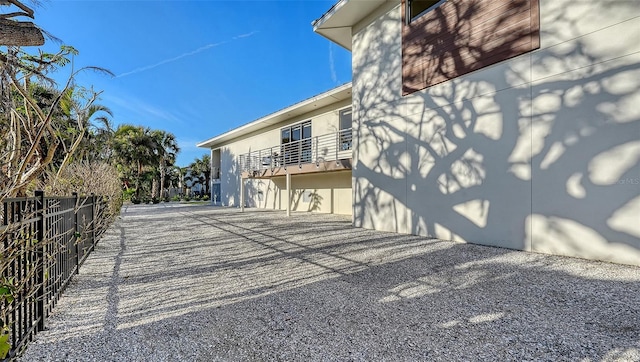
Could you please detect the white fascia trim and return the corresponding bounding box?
[197,82,352,149]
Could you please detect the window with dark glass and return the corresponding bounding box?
[339,108,352,151]
[281,128,290,144]
[407,0,443,23]
[281,120,312,165]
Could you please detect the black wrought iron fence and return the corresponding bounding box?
[0,192,111,361]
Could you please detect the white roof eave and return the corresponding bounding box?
[312,0,391,50]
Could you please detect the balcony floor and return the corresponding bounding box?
[241,158,352,179]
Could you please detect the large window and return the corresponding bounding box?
[281,120,312,165]
[402,0,539,95]
[406,0,444,24]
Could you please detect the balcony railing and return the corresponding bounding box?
[239,129,352,174]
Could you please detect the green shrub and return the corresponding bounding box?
[123,189,136,201]
[202,195,210,201]
[184,196,191,201]
[163,196,170,202]
[131,197,141,204]
[171,195,180,202]
[152,197,160,204]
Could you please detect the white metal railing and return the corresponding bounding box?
[239,129,352,173]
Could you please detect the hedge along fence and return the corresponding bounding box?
[0,192,112,360]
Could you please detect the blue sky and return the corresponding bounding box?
[32,0,351,166]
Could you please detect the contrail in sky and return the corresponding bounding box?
[329,42,338,84]
[233,31,259,39]
[117,31,259,78]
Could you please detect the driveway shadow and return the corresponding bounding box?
[18,204,640,361]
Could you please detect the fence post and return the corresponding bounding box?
[34,190,46,331]
[90,193,96,252]
[72,192,80,274]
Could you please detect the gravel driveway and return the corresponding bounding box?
[18,204,640,361]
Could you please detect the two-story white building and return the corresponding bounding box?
[197,83,353,215]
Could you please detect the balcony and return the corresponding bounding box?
[239,129,352,178]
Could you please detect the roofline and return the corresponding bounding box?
[197,82,352,149]
[312,0,396,50]
[312,0,348,29]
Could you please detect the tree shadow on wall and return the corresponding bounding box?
[244,180,269,209]
[352,0,639,262]
[220,148,257,208]
[291,189,324,212]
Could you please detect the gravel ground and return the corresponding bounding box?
[18,203,640,361]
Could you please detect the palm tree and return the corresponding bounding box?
[89,117,116,162]
[178,166,189,196]
[150,130,180,199]
[189,154,211,196]
[165,165,182,197]
[54,86,113,179]
[112,124,158,199]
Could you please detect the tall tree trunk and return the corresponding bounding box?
[159,159,166,198]
[135,160,142,199]
[151,178,158,199]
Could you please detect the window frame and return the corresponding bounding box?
[281,120,312,165]
[281,120,312,144]
[338,107,352,151]
[406,0,446,24]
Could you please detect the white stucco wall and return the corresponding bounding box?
[239,171,351,215]
[351,0,640,265]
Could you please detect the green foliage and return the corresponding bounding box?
[171,195,180,202]
[112,125,180,201]
[0,277,16,358]
[1,45,115,198]
[0,278,16,304]
[123,189,136,201]
[188,154,211,196]
[0,331,10,359]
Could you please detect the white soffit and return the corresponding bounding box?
[312,0,389,50]
[197,83,352,149]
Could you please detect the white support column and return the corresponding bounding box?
[240,177,245,212]
[210,148,214,202]
[286,172,291,217]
